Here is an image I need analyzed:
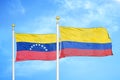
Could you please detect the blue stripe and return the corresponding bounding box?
[17,42,56,51]
[17,41,112,51]
[61,41,112,50]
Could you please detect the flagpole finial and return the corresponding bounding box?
[56,16,60,20]
[12,24,15,28]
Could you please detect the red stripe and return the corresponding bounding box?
[61,49,113,57]
[16,49,112,61]
[16,51,64,61]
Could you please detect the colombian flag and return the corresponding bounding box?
[16,33,57,61]
[60,26,112,57]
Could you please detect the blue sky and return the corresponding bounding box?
[0,0,120,80]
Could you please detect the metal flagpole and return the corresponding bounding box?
[12,24,15,80]
[56,16,60,80]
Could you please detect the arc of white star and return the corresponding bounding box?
[29,43,48,51]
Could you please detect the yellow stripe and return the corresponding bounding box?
[60,26,111,43]
[15,33,56,43]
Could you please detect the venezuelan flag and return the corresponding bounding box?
[60,26,112,57]
[16,33,57,61]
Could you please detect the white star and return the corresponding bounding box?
[45,49,48,51]
[43,47,46,49]
[30,48,32,50]
[41,45,43,47]
[29,43,48,51]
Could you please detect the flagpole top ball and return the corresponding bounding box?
[56,16,60,20]
[12,24,15,27]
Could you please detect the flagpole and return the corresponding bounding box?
[12,24,15,80]
[56,16,60,80]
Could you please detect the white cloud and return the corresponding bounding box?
[19,0,120,33]
[64,0,82,10]
[84,1,93,9]
[5,61,56,77]
[115,0,120,3]
[17,16,57,34]
[108,25,119,32]
[8,0,25,15]
[54,0,120,32]
[33,16,57,33]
